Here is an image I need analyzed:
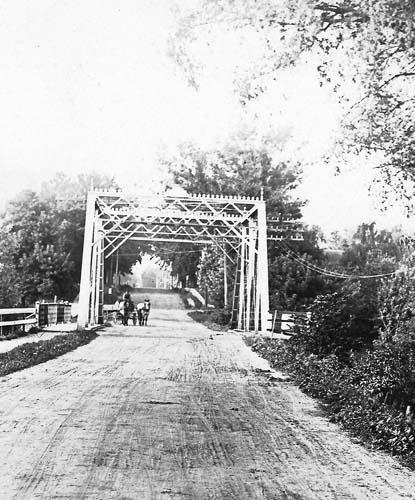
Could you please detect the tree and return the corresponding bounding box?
[340,223,401,275]
[0,172,143,305]
[166,143,303,219]
[0,190,75,304]
[0,230,21,307]
[296,280,380,358]
[154,242,201,288]
[40,172,143,287]
[198,245,227,307]
[170,1,415,204]
[164,144,328,309]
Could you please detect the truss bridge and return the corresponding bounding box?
[78,189,303,333]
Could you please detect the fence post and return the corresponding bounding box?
[35,301,40,327]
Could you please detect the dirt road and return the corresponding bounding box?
[0,291,414,499]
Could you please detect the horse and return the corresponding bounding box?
[119,299,136,326]
[137,299,151,326]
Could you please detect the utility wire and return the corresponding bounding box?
[153,249,202,256]
[115,249,202,257]
[276,240,399,279]
[286,246,398,279]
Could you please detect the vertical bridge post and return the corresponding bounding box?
[78,191,96,329]
[257,199,269,334]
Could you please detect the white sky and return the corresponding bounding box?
[0,1,411,234]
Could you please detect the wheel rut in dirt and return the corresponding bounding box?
[0,292,414,499]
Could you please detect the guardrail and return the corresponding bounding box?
[267,310,311,336]
[0,302,73,337]
[0,308,37,336]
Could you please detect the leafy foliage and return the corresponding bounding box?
[377,247,415,342]
[164,144,321,308]
[1,190,77,304]
[198,245,228,308]
[251,336,415,465]
[166,143,303,219]
[340,223,401,274]
[155,243,201,288]
[0,329,98,378]
[284,224,403,357]
[0,172,141,306]
[298,281,379,358]
[248,225,415,465]
[268,227,332,310]
[187,309,231,331]
[0,230,21,307]
[170,0,415,202]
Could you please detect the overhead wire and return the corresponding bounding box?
[114,249,202,257]
[109,240,399,279]
[286,245,398,279]
[276,240,400,279]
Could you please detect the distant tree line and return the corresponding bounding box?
[0,149,407,323]
[0,173,141,307]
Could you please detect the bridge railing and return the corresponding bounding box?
[267,310,311,337]
[0,308,37,337]
[0,302,73,337]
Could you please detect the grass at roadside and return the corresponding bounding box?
[188,309,230,332]
[0,329,98,377]
[249,336,415,470]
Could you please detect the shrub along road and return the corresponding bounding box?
[0,292,414,499]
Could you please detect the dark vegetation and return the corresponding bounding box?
[188,309,231,331]
[0,173,142,308]
[164,145,328,311]
[250,257,415,467]
[0,0,413,470]
[168,148,415,468]
[172,0,415,205]
[0,329,98,377]
[251,335,415,467]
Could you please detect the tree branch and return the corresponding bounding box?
[378,71,415,90]
[314,2,369,24]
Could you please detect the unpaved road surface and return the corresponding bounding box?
[1,291,414,499]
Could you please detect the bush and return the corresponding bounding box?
[0,329,98,377]
[250,336,415,466]
[297,281,379,359]
[378,268,415,343]
[188,309,230,331]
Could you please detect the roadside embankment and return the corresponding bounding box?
[187,309,230,331]
[0,329,98,377]
[249,335,415,470]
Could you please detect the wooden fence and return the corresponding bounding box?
[0,302,72,337]
[0,308,37,337]
[267,310,311,336]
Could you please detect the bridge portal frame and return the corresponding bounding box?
[77,188,271,333]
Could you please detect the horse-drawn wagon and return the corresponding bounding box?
[117,297,151,326]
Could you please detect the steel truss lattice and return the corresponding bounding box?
[77,189,300,333]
